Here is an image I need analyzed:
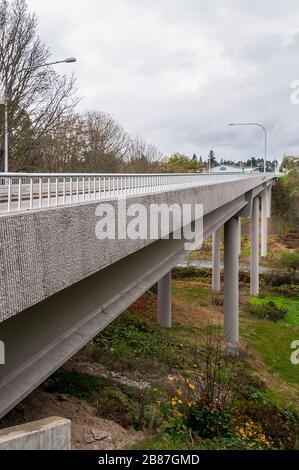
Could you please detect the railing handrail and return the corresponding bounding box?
[0,172,276,215]
[0,171,262,177]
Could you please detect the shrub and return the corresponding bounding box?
[236,418,272,449]
[271,284,299,298]
[244,301,287,322]
[172,266,210,279]
[165,326,249,440]
[96,387,137,428]
[212,294,224,306]
[187,400,232,438]
[241,402,299,450]
[46,370,104,401]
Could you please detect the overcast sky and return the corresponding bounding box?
[27,0,299,162]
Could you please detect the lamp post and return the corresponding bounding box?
[1,57,76,173]
[209,144,232,173]
[228,122,267,173]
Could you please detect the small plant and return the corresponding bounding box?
[212,294,224,306]
[187,400,232,438]
[236,418,272,449]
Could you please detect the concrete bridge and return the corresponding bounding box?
[0,172,276,418]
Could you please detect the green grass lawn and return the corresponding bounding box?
[249,295,299,325]
[172,281,209,306]
[240,293,299,407]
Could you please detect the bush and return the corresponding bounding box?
[172,266,210,279]
[96,387,137,428]
[241,402,299,449]
[212,294,224,306]
[187,400,232,438]
[271,284,299,298]
[46,370,104,400]
[262,273,291,287]
[244,301,287,322]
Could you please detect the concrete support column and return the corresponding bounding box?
[212,229,221,292]
[224,217,239,346]
[158,270,172,328]
[238,218,242,254]
[250,197,260,296]
[267,184,272,218]
[261,188,268,257]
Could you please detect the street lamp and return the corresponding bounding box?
[1,57,77,173]
[228,122,267,173]
[209,143,232,173]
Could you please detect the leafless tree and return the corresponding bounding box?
[82,111,131,172]
[126,136,162,173]
[0,0,78,171]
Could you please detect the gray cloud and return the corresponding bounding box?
[27,0,299,161]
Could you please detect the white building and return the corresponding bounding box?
[209,164,244,173]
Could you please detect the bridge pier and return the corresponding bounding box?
[158,270,172,328]
[238,218,242,255]
[250,197,260,296]
[212,229,221,292]
[267,184,272,218]
[224,216,239,348]
[261,188,268,257]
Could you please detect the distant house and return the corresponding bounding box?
[209,164,244,173]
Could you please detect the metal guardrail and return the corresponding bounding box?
[0,172,261,214]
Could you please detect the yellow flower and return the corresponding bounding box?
[176,388,183,396]
[188,383,196,391]
[168,375,174,383]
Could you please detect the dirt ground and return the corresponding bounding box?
[0,388,144,450]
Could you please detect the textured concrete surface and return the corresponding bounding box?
[0,175,275,322]
[0,417,71,450]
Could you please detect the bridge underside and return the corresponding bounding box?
[0,195,247,418]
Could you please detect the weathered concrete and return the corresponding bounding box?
[158,271,172,328]
[212,229,221,291]
[0,417,71,450]
[250,197,260,296]
[224,217,239,346]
